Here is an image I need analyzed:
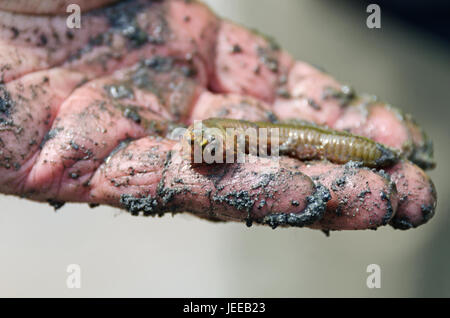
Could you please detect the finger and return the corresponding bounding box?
[386,161,437,229]
[0,68,86,194]
[301,161,397,231]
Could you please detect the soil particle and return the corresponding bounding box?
[120,193,159,216]
[212,190,255,212]
[231,44,242,53]
[47,199,65,210]
[66,30,74,40]
[307,98,321,110]
[421,204,435,222]
[358,186,372,200]
[276,87,291,99]
[322,85,355,107]
[256,46,279,73]
[180,65,197,78]
[0,85,15,116]
[69,172,80,179]
[123,107,141,124]
[10,27,19,39]
[380,190,394,225]
[251,173,275,190]
[331,176,346,192]
[266,111,278,123]
[258,199,266,209]
[249,28,280,51]
[344,160,364,171]
[69,140,80,151]
[143,56,174,73]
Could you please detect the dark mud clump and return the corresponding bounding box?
[380,190,395,226]
[260,183,331,229]
[103,0,168,47]
[331,176,346,192]
[421,203,435,222]
[375,144,399,167]
[344,160,364,171]
[322,85,356,107]
[120,193,159,216]
[212,190,255,213]
[123,107,141,124]
[47,199,66,211]
[390,217,413,230]
[0,85,15,116]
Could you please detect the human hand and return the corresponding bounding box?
[0,0,436,232]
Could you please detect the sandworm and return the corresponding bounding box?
[183,118,399,168]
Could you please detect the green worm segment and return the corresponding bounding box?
[186,118,399,168]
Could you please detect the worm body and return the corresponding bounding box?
[184,118,399,168]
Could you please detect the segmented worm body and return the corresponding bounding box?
[185,118,399,168]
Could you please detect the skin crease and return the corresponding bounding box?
[0,0,437,231]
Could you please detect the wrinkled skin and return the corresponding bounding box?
[0,0,437,231]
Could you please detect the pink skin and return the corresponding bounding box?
[0,0,437,231]
[334,103,411,152]
[274,62,344,127]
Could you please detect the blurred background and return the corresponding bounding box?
[0,0,449,297]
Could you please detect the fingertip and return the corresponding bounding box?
[387,161,437,230]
